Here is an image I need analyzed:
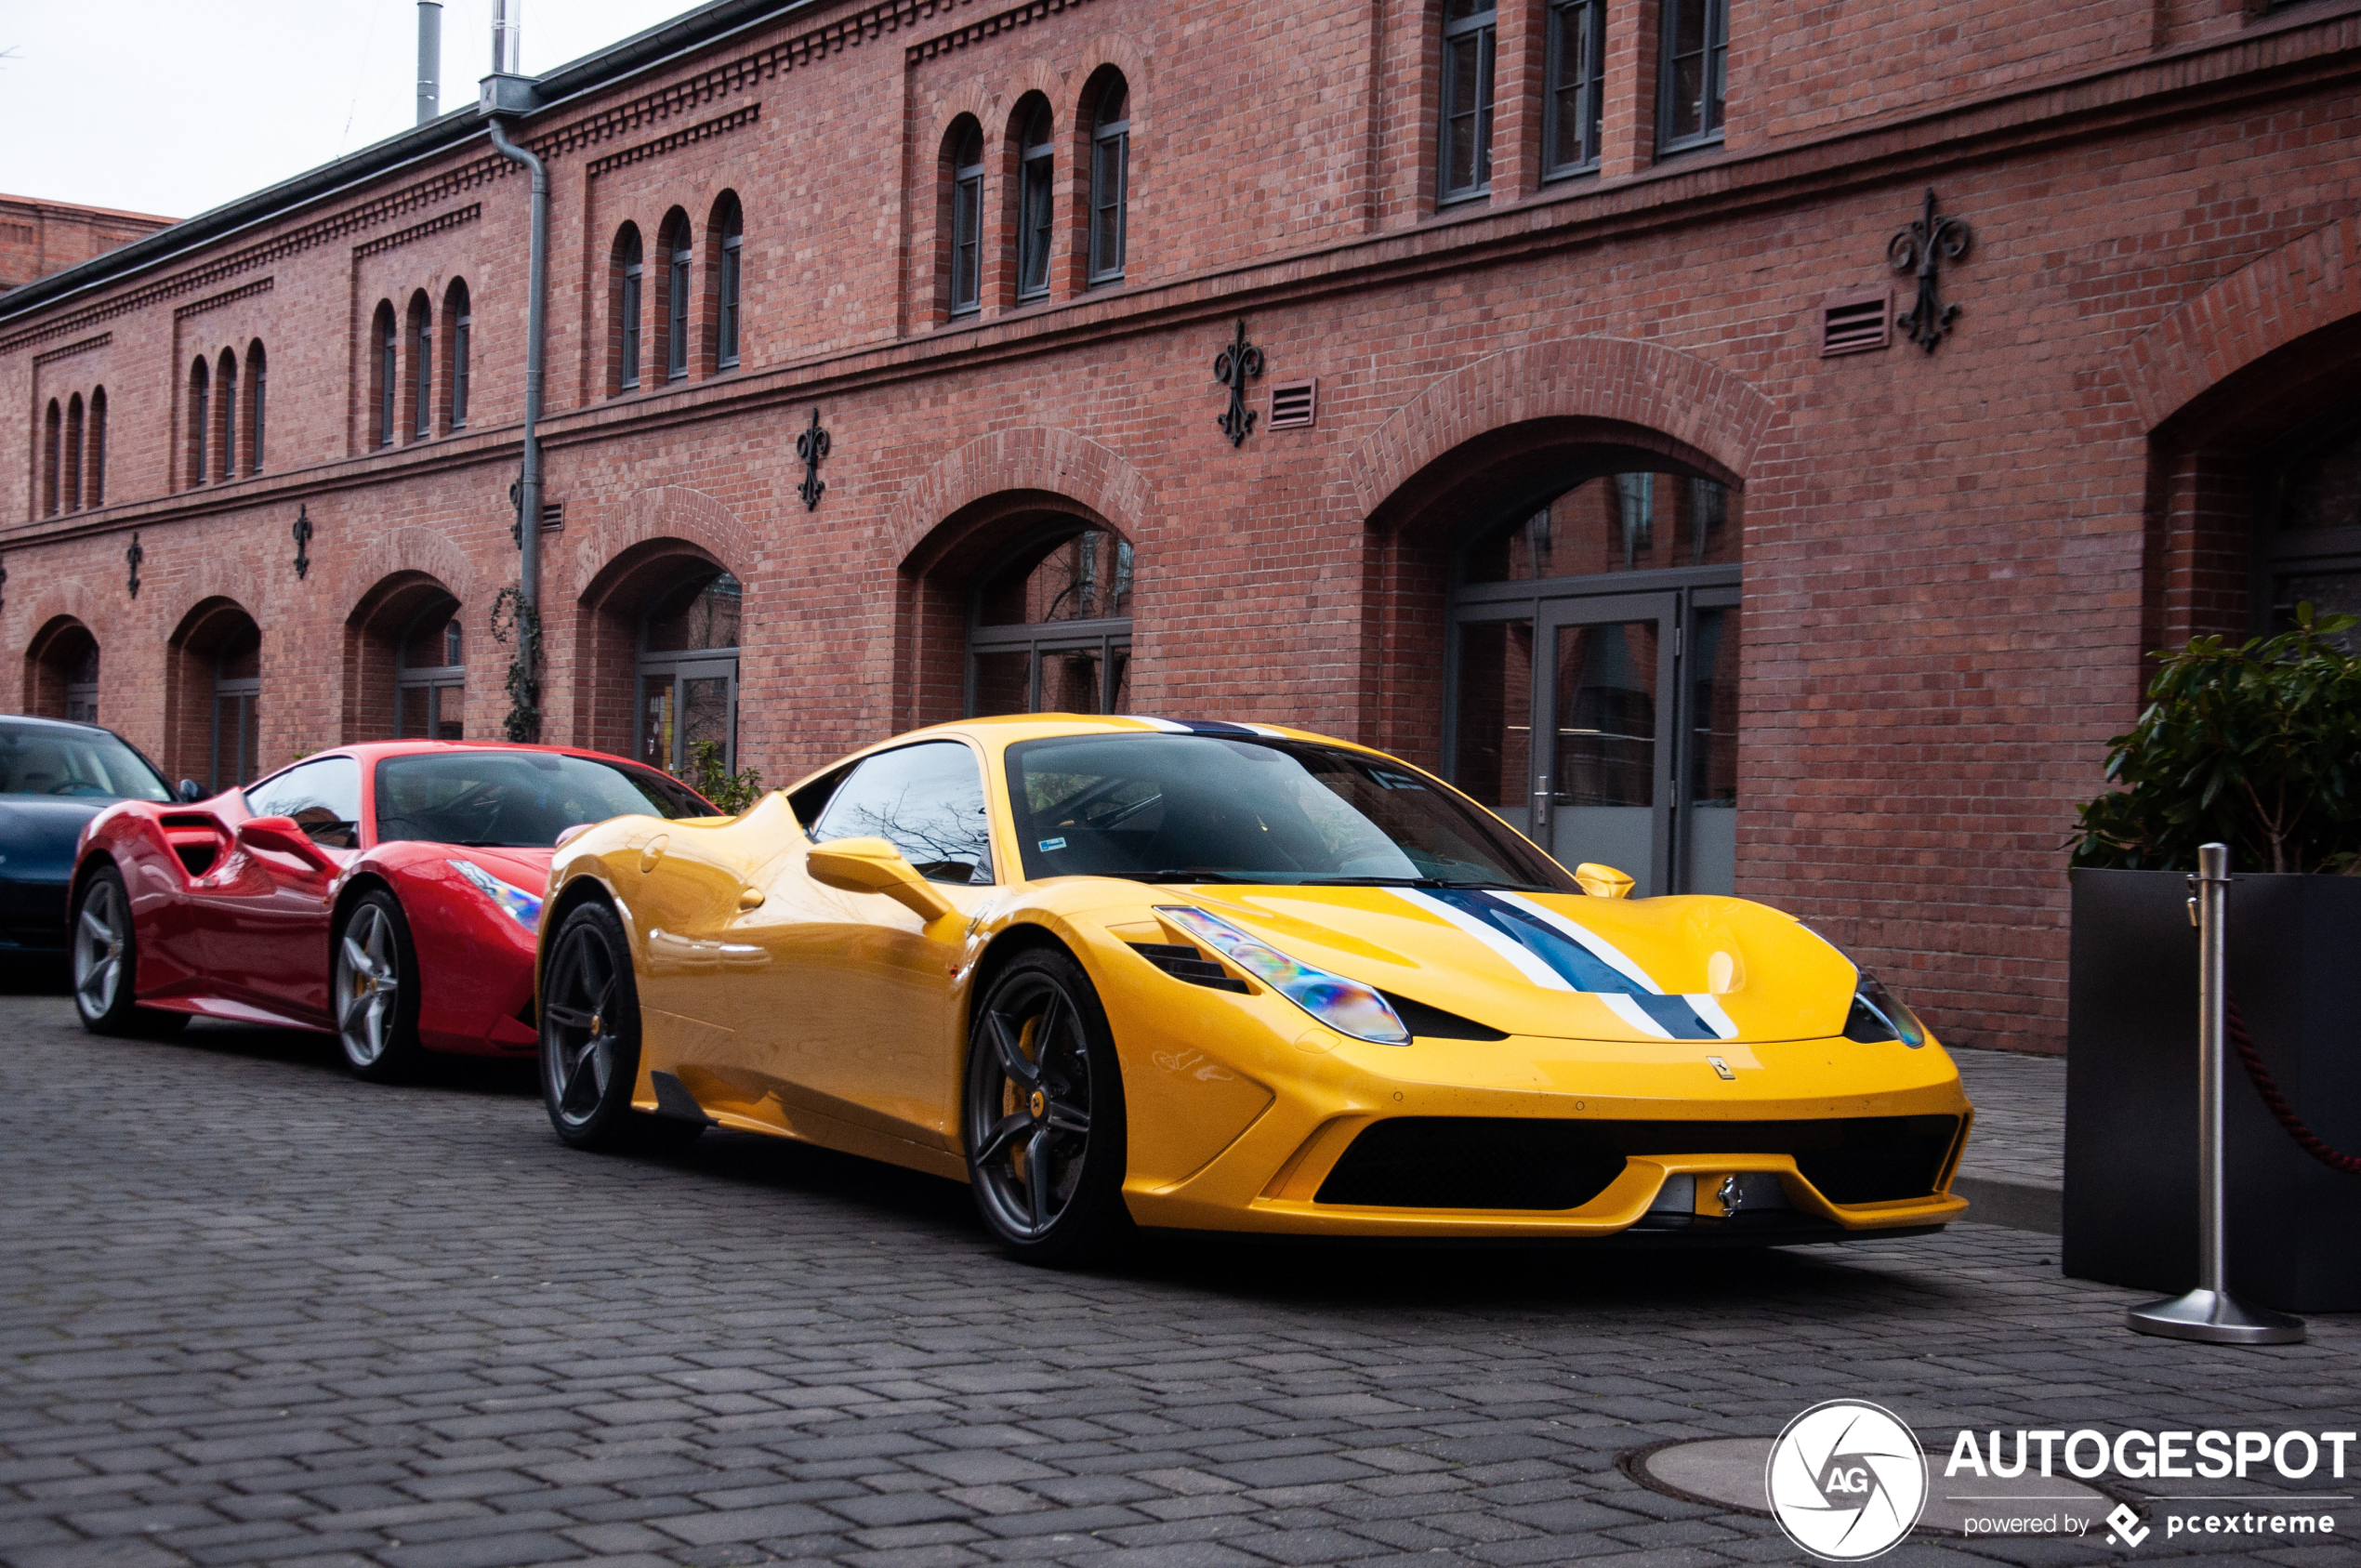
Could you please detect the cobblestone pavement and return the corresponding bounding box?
[3,984,2355,1568]
[1948,1051,2064,1192]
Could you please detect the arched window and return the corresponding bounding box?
[396,602,466,740]
[63,395,83,512]
[661,209,692,382]
[40,400,59,517]
[371,301,398,446]
[1447,463,1740,896]
[29,618,102,723]
[215,348,238,481]
[406,291,432,441]
[710,193,743,370]
[1543,0,1605,177]
[443,281,470,429]
[244,343,265,475]
[86,388,106,507]
[945,118,984,319]
[639,569,742,774]
[1438,0,1497,204]
[613,225,643,394]
[1088,74,1129,287]
[1657,0,1729,155]
[1015,99,1056,303]
[66,639,99,724]
[186,359,209,486]
[969,525,1134,715]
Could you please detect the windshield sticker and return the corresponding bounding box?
[1392,888,1736,1042]
[1037,837,1067,852]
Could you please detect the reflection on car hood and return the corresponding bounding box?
[440,844,556,889]
[0,797,111,882]
[1162,884,1859,1044]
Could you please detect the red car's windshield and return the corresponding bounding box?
[374,752,711,848]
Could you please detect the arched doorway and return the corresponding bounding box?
[1444,457,1740,896]
[2253,399,2361,634]
[167,600,263,791]
[25,617,100,724]
[637,568,741,773]
[968,524,1133,715]
[344,574,464,743]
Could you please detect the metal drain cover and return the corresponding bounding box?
[1631,1436,2117,1538]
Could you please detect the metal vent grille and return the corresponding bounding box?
[1821,292,1891,357]
[1268,377,1316,429]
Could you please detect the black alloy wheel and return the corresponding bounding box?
[963,949,1130,1264]
[70,864,187,1038]
[332,889,427,1081]
[539,900,701,1153]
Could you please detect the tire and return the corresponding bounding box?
[71,864,187,1038]
[964,949,1132,1265]
[333,890,427,1081]
[539,900,703,1154]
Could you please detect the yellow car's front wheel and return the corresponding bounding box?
[964,950,1130,1264]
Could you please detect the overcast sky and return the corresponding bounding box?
[0,1,702,220]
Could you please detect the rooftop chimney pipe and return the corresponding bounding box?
[415,1,442,125]
[491,0,521,76]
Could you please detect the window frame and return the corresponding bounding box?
[244,345,265,475]
[189,359,210,484]
[215,349,237,481]
[1088,80,1129,287]
[86,388,106,507]
[1542,0,1606,179]
[377,311,398,447]
[666,217,692,382]
[1655,0,1731,157]
[446,284,470,429]
[948,123,984,318]
[964,522,1136,718]
[41,400,60,517]
[806,738,997,886]
[393,602,466,742]
[716,199,743,369]
[1016,100,1056,303]
[617,228,644,393]
[637,569,744,776]
[1437,0,1498,206]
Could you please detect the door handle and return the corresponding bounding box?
[1531,772,1550,832]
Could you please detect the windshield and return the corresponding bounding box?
[375,751,713,847]
[0,722,171,803]
[1005,733,1577,890]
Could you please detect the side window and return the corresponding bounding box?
[245,757,363,850]
[809,741,995,885]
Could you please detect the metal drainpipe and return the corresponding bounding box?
[484,117,546,613]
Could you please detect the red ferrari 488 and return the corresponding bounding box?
[67,742,715,1078]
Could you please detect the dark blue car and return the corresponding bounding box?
[0,717,177,953]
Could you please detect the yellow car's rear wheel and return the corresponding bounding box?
[964,950,1129,1264]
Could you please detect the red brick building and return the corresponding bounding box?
[0,195,175,296]
[7,0,2361,1053]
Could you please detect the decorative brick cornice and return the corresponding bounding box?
[351,204,481,261]
[31,334,110,369]
[173,278,273,322]
[0,160,508,357]
[905,0,1097,64]
[587,107,762,178]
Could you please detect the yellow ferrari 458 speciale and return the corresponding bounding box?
[535,716,1971,1261]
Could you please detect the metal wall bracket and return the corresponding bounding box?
[125,532,143,600]
[1214,319,1264,447]
[797,408,830,511]
[1889,189,1972,353]
[291,506,313,580]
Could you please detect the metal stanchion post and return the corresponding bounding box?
[2127,842,2305,1345]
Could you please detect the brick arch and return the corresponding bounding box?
[150,550,270,647]
[2117,216,2361,435]
[1066,34,1153,117]
[20,597,105,720]
[1345,335,1778,522]
[332,524,478,617]
[925,76,1001,160]
[11,577,112,669]
[567,484,756,600]
[885,426,1153,570]
[1004,59,1064,127]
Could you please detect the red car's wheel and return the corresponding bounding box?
[963,950,1131,1265]
[334,891,425,1081]
[71,866,187,1039]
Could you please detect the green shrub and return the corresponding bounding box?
[2071,604,2361,874]
[679,737,765,815]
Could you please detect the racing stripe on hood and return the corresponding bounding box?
[1396,888,1734,1041]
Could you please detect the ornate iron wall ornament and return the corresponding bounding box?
[1214,319,1265,447]
[796,407,830,511]
[0,558,8,615]
[291,506,313,580]
[125,532,143,599]
[1889,188,1972,352]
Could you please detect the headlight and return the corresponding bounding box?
[1155,905,1410,1045]
[451,858,546,932]
[1843,968,1926,1047]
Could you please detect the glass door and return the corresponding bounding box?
[1682,587,1741,895]
[1535,594,1676,896]
[640,655,739,774]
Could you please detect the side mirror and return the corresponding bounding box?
[807,837,956,924]
[1573,862,1636,899]
[237,815,336,874]
[178,779,204,803]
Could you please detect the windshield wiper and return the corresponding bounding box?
[1289,875,1563,892]
[1130,870,1260,884]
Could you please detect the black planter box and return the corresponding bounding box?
[2064,868,2361,1311]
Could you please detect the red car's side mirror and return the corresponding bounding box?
[237,815,336,873]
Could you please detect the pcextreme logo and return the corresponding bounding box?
[1764,1400,1929,1561]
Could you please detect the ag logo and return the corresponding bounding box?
[1763,1399,1927,1561]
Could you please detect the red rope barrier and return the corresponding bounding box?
[2224,994,2361,1176]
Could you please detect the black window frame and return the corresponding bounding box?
[215,349,237,481]
[618,228,643,393]
[449,288,470,429]
[87,387,106,505]
[965,522,1136,718]
[1017,100,1056,303]
[1437,0,1497,206]
[666,220,692,382]
[244,346,263,474]
[190,359,210,482]
[949,123,984,317]
[412,301,433,441]
[377,312,398,447]
[1088,79,1129,287]
[1542,0,1606,179]
[716,198,743,369]
[1656,0,1730,157]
